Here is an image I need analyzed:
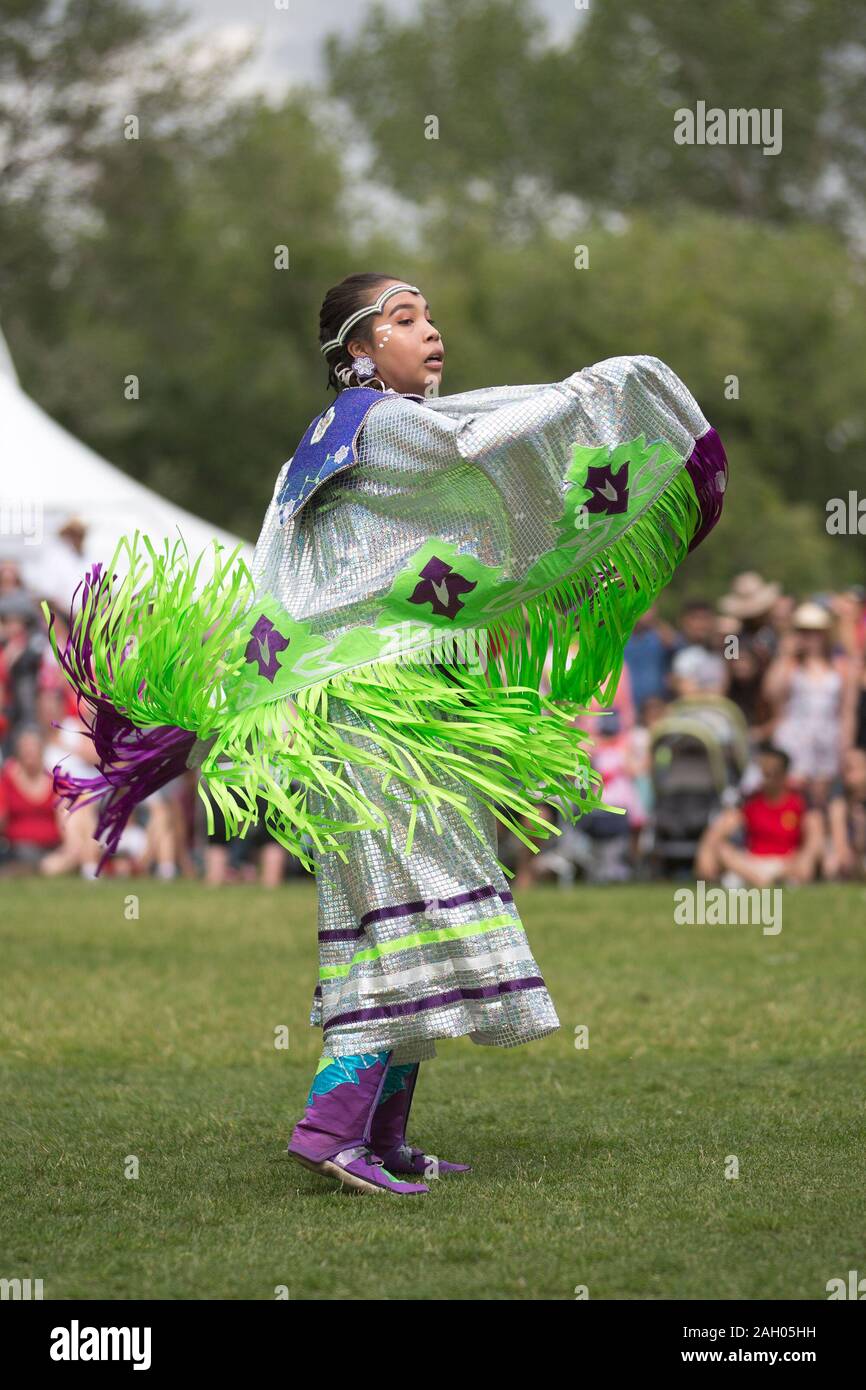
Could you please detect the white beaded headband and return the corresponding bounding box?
[320,283,421,356]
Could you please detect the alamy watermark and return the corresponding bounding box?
[0,498,43,545]
[1,1276,44,1299]
[674,880,782,935]
[50,1322,151,1369]
[379,621,488,674]
[674,102,782,157]
[826,492,866,535]
[826,1269,866,1299]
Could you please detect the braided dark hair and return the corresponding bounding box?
[318,272,402,394]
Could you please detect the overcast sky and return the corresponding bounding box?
[148,0,581,96]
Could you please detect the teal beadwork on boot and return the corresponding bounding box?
[305,1051,390,1105]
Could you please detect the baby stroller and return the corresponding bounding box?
[648,694,749,875]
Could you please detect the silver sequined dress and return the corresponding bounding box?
[251,360,711,1061]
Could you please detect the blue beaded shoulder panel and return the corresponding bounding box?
[275,387,422,525]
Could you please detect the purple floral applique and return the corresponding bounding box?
[408,555,477,620]
[245,614,290,682]
[583,461,630,514]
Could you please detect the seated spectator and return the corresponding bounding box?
[696,743,824,887]
[38,691,102,878]
[0,726,61,873]
[562,708,640,884]
[669,643,729,698]
[138,782,182,880]
[198,787,294,889]
[513,637,637,887]
[823,747,866,882]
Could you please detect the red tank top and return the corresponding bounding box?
[742,790,806,857]
[0,761,61,846]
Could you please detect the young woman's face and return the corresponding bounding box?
[795,627,828,659]
[347,280,445,397]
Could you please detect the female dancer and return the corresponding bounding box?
[42,272,728,1198]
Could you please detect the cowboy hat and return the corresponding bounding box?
[718,571,781,619]
[791,601,832,631]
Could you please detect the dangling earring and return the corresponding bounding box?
[335,353,383,391]
[351,354,378,382]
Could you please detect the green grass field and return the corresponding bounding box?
[1,877,864,1300]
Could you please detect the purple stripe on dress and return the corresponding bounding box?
[685,425,728,553]
[357,883,512,929]
[323,976,547,1032]
[317,883,514,942]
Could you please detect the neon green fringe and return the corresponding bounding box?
[43,469,701,877]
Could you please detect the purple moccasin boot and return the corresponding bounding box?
[287,1051,430,1196]
[369,1061,472,1177]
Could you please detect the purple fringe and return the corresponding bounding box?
[44,560,197,876]
[685,426,728,552]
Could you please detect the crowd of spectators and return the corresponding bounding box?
[507,572,866,888]
[2,519,866,889]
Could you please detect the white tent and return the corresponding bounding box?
[0,326,256,611]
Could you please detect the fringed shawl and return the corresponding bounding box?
[42,355,727,874]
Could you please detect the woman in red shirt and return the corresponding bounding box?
[0,725,61,872]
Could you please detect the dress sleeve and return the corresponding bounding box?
[444,356,705,487]
[352,353,719,564]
